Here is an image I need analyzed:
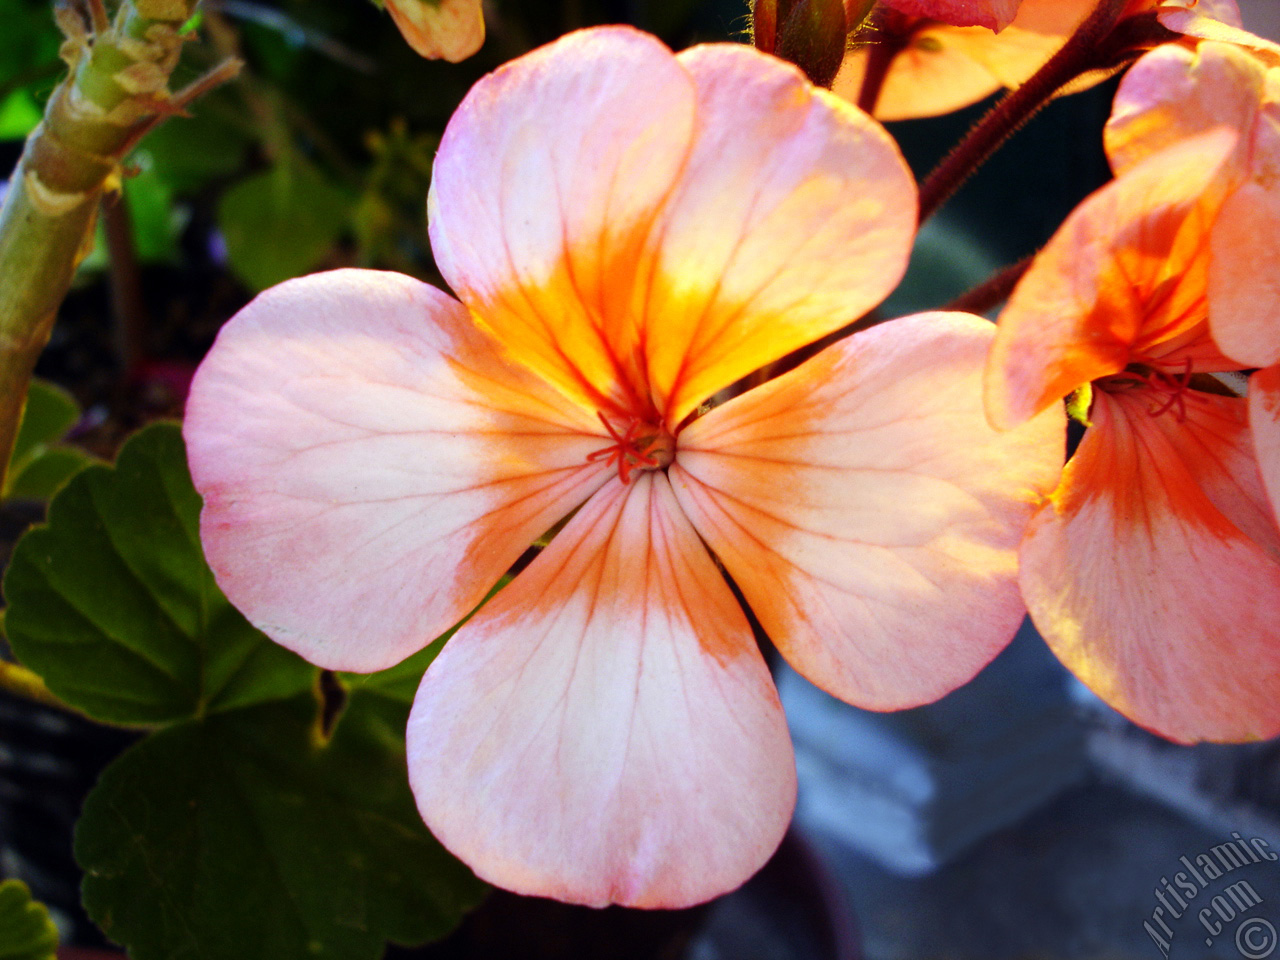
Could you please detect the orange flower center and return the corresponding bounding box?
[586,413,675,484]
[1097,357,1195,422]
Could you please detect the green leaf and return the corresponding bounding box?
[142,101,252,194]
[218,158,351,291]
[3,423,316,725]
[122,157,188,264]
[77,690,488,960]
[7,446,94,501]
[9,380,77,470]
[5,379,95,501]
[0,89,41,141]
[340,575,507,703]
[0,880,58,960]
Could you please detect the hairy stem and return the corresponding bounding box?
[916,0,1129,224]
[944,253,1035,316]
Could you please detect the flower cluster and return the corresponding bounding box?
[184,0,1280,911]
[987,26,1280,743]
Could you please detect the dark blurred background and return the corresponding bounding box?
[2,0,1280,957]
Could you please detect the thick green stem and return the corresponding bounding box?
[0,0,237,491]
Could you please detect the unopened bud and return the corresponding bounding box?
[774,0,847,88]
[384,0,484,63]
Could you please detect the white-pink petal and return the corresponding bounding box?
[427,26,697,414]
[184,269,608,672]
[670,312,1064,710]
[407,474,795,908]
[641,44,917,426]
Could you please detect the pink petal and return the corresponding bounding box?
[669,312,1064,710]
[986,131,1238,430]
[1105,42,1263,177]
[1209,116,1280,369]
[407,474,795,908]
[1156,7,1280,64]
[428,27,697,414]
[881,0,1022,30]
[1251,365,1280,521]
[1021,388,1280,743]
[641,44,917,425]
[184,269,608,672]
[429,30,916,427]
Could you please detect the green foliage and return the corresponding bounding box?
[5,379,95,501]
[4,424,315,725]
[77,689,487,960]
[141,95,254,194]
[0,0,65,140]
[0,90,41,141]
[4,423,486,958]
[218,158,352,291]
[0,881,58,960]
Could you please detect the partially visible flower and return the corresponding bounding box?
[833,0,1090,120]
[1106,38,1280,515]
[186,27,1063,906]
[878,0,1022,31]
[834,0,1248,121]
[1106,40,1280,362]
[986,130,1280,744]
[385,0,484,62]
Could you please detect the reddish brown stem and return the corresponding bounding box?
[101,191,148,380]
[855,29,902,117]
[944,253,1035,316]
[916,0,1129,224]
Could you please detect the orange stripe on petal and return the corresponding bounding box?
[644,44,917,426]
[671,312,1064,710]
[407,474,794,907]
[987,131,1238,429]
[184,269,608,672]
[428,27,697,415]
[1022,388,1280,743]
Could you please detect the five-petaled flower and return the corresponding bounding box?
[986,130,1280,745]
[184,26,1062,907]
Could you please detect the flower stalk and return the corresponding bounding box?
[0,0,238,491]
[916,0,1129,223]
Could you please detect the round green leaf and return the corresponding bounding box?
[3,422,316,725]
[0,880,58,960]
[218,159,351,292]
[5,379,95,501]
[76,690,487,960]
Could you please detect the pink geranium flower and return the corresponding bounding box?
[184,27,1062,907]
[1106,38,1280,517]
[986,131,1280,744]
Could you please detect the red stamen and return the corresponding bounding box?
[587,412,669,484]
[1099,357,1195,423]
